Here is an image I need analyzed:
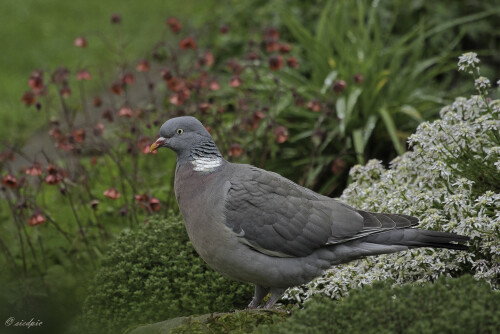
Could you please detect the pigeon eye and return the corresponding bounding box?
[176,128,184,135]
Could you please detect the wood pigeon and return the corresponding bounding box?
[150,116,469,308]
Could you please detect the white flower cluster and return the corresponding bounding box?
[458,52,480,72]
[475,76,491,91]
[283,59,500,304]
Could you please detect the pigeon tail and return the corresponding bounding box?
[363,229,470,251]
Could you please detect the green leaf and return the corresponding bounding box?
[399,105,423,122]
[321,70,338,94]
[352,129,365,164]
[379,106,405,155]
[336,97,347,135]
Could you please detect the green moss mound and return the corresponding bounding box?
[81,215,252,334]
[258,275,500,334]
[167,310,288,334]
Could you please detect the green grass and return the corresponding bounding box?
[0,0,215,144]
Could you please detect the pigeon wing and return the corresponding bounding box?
[224,166,380,257]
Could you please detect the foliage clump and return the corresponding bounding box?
[168,310,288,334]
[259,275,500,334]
[81,215,252,333]
[284,55,500,303]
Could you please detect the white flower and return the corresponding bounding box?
[458,52,480,72]
[475,76,491,91]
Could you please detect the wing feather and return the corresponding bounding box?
[224,165,419,257]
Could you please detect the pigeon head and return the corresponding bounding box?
[150,116,222,164]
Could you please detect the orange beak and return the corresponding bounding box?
[150,137,166,153]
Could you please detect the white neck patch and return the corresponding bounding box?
[191,157,222,172]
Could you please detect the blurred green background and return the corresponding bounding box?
[0,0,216,143]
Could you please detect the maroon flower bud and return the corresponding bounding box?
[90,199,99,210]
[228,143,243,157]
[286,57,299,69]
[166,17,182,33]
[333,80,347,94]
[274,126,289,143]
[93,96,102,107]
[220,24,229,34]
[2,174,18,189]
[110,13,121,24]
[269,55,283,71]
[136,59,150,72]
[74,36,87,48]
[354,73,364,84]
[179,37,196,50]
[229,76,242,88]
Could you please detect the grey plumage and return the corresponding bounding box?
[151,116,470,309]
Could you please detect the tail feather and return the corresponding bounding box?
[363,229,470,251]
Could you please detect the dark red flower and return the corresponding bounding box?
[135,194,160,212]
[104,188,121,199]
[136,59,150,72]
[166,17,182,33]
[52,67,70,84]
[118,106,133,118]
[21,91,36,106]
[220,24,229,34]
[229,75,242,88]
[227,59,242,74]
[92,96,102,107]
[94,123,105,136]
[102,109,114,122]
[121,73,135,85]
[200,51,214,67]
[90,199,99,210]
[28,70,44,94]
[60,86,71,98]
[198,102,211,114]
[246,52,260,61]
[264,27,279,40]
[265,39,280,53]
[77,69,91,81]
[269,55,283,71]
[160,68,172,81]
[354,73,364,84]
[209,81,220,91]
[274,126,289,143]
[251,110,265,129]
[286,57,299,69]
[169,87,191,106]
[166,77,185,92]
[331,157,346,175]
[56,137,73,152]
[45,164,64,185]
[110,13,121,24]
[279,43,292,54]
[2,174,18,189]
[179,37,196,50]
[48,127,61,140]
[74,36,87,48]
[72,129,86,143]
[306,100,321,112]
[138,136,156,154]
[333,80,347,94]
[149,197,160,212]
[228,143,243,157]
[29,212,46,226]
[110,82,123,95]
[25,162,43,176]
